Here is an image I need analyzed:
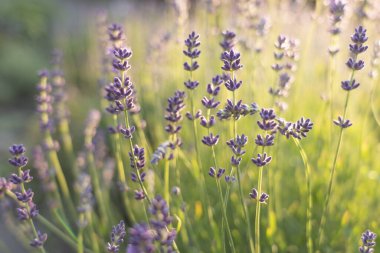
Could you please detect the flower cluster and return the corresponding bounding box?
[226,134,248,167]
[36,70,54,132]
[126,196,177,252]
[335,26,368,128]
[269,35,299,111]
[8,144,47,248]
[328,0,345,36]
[105,23,139,136]
[220,30,236,55]
[129,145,146,192]
[278,117,314,139]
[107,220,126,252]
[183,32,201,121]
[164,90,186,159]
[217,100,259,120]
[359,229,376,253]
[249,188,269,204]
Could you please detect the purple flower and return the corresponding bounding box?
[255,134,275,146]
[15,189,34,203]
[224,78,242,91]
[341,79,360,90]
[129,145,145,170]
[201,97,220,109]
[208,167,225,179]
[107,220,126,253]
[249,188,258,199]
[30,231,47,248]
[134,190,146,200]
[127,223,155,253]
[221,50,243,71]
[359,229,376,253]
[202,133,220,146]
[251,153,272,167]
[183,31,201,72]
[259,192,269,203]
[9,144,26,156]
[333,116,352,128]
[0,178,12,197]
[226,134,248,156]
[200,115,216,129]
[220,30,236,52]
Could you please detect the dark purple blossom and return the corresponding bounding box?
[224,78,242,91]
[249,188,258,199]
[201,97,220,109]
[202,133,220,146]
[30,231,47,248]
[209,167,225,179]
[251,153,272,167]
[359,229,376,253]
[333,116,352,128]
[127,223,155,253]
[200,115,216,128]
[221,50,243,71]
[259,192,269,203]
[107,220,126,253]
[129,145,145,170]
[134,190,146,200]
[183,31,201,73]
[255,134,275,146]
[220,30,236,52]
[341,79,360,90]
[9,144,26,156]
[217,100,258,120]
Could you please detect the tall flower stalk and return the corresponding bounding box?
[251,108,277,253]
[183,31,202,183]
[8,144,47,253]
[36,70,76,218]
[318,26,368,249]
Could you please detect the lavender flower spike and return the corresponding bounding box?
[107,220,126,253]
[359,229,376,253]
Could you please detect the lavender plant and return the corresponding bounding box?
[318,25,369,249]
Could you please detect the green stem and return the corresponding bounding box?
[236,164,255,253]
[318,90,351,248]
[77,214,84,253]
[292,138,313,253]
[255,146,266,253]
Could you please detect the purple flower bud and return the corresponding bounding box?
[119,126,136,139]
[107,220,126,253]
[251,153,272,167]
[184,80,199,90]
[15,189,34,203]
[201,97,220,109]
[30,231,47,248]
[225,175,236,183]
[224,78,242,91]
[134,190,146,200]
[202,133,220,146]
[333,116,352,128]
[346,58,365,70]
[208,167,216,178]
[8,156,28,168]
[249,188,258,199]
[259,192,269,203]
[9,144,26,156]
[255,134,275,146]
[216,168,226,178]
[221,50,243,71]
[359,229,376,253]
[341,79,360,90]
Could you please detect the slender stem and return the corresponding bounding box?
[164,158,170,206]
[255,146,265,253]
[112,115,135,222]
[216,179,236,253]
[77,214,84,253]
[87,151,109,226]
[292,138,313,253]
[318,90,351,248]
[46,133,76,219]
[236,165,255,253]
[52,209,77,241]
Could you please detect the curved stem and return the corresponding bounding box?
[255,146,265,253]
[292,138,313,253]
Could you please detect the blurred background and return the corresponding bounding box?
[1,0,379,252]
